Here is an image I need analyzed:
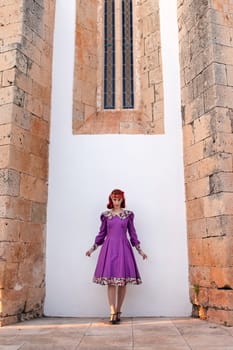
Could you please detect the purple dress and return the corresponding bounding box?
[93,210,142,286]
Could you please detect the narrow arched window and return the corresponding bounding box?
[103,0,134,110]
[122,0,134,109]
[104,0,115,109]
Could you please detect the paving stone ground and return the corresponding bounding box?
[0,317,233,350]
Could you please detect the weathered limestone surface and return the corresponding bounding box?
[178,0,233,326]
[0,0,55,326]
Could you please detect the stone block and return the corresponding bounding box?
[142,12,159,37]
[0,103,13,125]
[0,50,16,71]
[0,3,23,26]
[185,176,210,200]
[0,123,12,146]
[214,132,233,154]
[141,52,160,73]
[31,117,49,140]
[153,100,163,118]
[25,287,45,313]
[84,104,96,121]
[29,154,47,179]
[203,192,233,217]
[193,113,212,143]
[0,86,14,105]
[22,250,44,286]
[206,216,233,237]
[188,238,205,265]
[32,80,48,102]
[0,169,20,196]
[210,172,233,193]
[187,218,207,238]
[24,94,43,118]
[13,86,25,108]
[0,315,18,327]
[0,145,10,167]
[0,218,20,242]
[189,265,211,288]
[31,202,46,224]
[209,289,233,309]
[190,286,209,307]
[187,197,205,221]
[80,80,96,106]
[0,241,25,263]
[226,64,233,86]
[215,107,232,133]
[20,174,47,203]
[208,7,233,27]
[149,67,163,85]
[213,42,233,65]
[11,125,31,150]
[4,262,18,289]
[207,308,233,326]
[27,61,42,84]
[212,62,227,86]
[192,63,226,98]
[8,145,31,173]
[210,267,233,288]
[202,235,233,267]
[0,196,31,221]
[77,0,97,32]
[16,50,28,75]
[12,104,31,130]
[184,152,232,183]
[1,288,27,317]
[183,124,194,147]
[145,32,160,55]
[141,72,149,90]
[24,9,43,38]
[183,95,205,124]
[2,68,16,87]
[184,140,204,166]
[30,134,48,158]
[212,22,233,47]
[19,222,44,243]
[16,69,33,95]
[216,85,233,109]
[20,36,41,65]
[0,261,5,288]
[203,85,217,113]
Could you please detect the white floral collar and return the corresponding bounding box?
[102,210,132,220]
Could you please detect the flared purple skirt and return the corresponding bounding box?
[93,236,142,286]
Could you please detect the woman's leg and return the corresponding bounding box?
[107,285,117,315]
[116,285,127,313]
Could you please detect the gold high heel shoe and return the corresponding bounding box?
[109,313,117,325]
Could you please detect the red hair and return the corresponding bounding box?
[107,189,126,209]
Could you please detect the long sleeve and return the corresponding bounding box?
[127,212,140,247]
[94,213,107,246]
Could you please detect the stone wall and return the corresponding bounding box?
[0,0,55,326]
[178,0,233,326]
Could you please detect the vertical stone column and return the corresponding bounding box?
[139,0,164,133]
[178,0,233,326]
[0,0,55,326]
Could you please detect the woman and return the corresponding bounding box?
[86,189,147,324]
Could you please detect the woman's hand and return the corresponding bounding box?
[86,250,92,257]
[139,251,148,260]
[136,245,148,260]
[86,244,97,257]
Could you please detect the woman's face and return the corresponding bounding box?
[111,196,123,209]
